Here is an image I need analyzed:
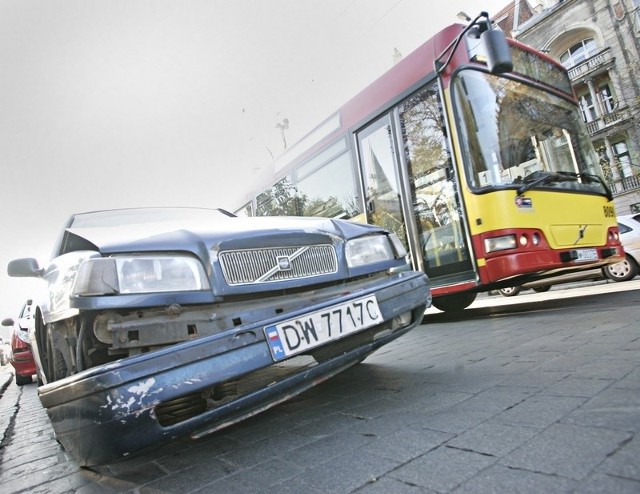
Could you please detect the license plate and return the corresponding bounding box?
[574,248,598,262]
[264,295,381,361]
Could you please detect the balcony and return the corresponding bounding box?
[567,47,614,81]
[610,173,640,195]
[585,106,631,135]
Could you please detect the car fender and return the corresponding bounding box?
[40,251,99,324]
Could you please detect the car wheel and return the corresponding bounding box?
[532,285,551,293]
[604,254,639,282]
[45,324,69,382]
[431,292,477,312]
[15,374,32,386]
[498,286,521,297]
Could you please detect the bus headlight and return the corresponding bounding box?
[484,235,517,253]
[73,255,210,296]
[346,235,398,267]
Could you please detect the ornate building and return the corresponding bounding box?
[494,0,640,215]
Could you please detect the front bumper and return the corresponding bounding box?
[38,271,429,466]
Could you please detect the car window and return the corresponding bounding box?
[618,222,632,234]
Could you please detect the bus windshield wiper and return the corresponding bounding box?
[578,172,613,201]
[517,171,577,196]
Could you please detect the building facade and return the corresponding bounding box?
[496,0,640,215]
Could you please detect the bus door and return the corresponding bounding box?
[357,114,411,251]
[356,86,475,286]
[399,84,475,285]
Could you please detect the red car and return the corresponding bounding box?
[1,300,37,386]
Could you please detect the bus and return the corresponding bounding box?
[235,11,624,312]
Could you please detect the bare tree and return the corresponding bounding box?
[275,118,289,149]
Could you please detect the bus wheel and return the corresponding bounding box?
[532,285,551,293]
[431,292,477,312]
[498,286,522,297]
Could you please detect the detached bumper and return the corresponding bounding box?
[38,271,430,466]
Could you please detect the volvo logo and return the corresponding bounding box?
[255,246,311,282]
[276,255,292,271]
[574,224,588,245]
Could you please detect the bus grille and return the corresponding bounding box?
[219,245,338,285]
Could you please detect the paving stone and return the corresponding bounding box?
[573,472,640,494]
[563,386,640,432]
[389,446,496,492]
[596,434,640,481]
[299,449,400,493]
[446,421,539,457]
[495,394,587,428]
[501,423,631,480]
[452,464,576,494]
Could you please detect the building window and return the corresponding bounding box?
[559,38,598,68]
[579,93,597,122]
[598,84,615,113]
[613,141,633,178]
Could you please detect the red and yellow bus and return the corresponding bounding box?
[236,12,624,311]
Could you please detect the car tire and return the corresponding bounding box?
[431,292,477,312]
[498,286,521,297]
[45,323,69,382]
[15,374,32,386]
[532,285,551,293]
[603,254,639,282]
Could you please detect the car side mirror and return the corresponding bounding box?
[7,258,43,278]
[2,318,15,327]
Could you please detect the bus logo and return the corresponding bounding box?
[515,196,533,208]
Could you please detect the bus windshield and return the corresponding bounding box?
[453,69,609,196]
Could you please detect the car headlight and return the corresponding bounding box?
[345,234,405,268]
[73,255,210,296]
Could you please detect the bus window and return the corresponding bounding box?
[398,84,473,279]
[357,115,408,248]
[234,202,253,217]
[256,177,300,216]
[454,70,608,195]
[295,151,360,219]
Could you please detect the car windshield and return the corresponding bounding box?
[69,208,233,229]
[452,69,609,196]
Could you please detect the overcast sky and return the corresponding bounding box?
[0,0,513,327]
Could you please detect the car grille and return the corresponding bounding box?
[219,244,338,285]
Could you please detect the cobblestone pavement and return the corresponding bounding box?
[1,281,639,493]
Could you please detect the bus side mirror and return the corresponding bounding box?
[482,29,513,74]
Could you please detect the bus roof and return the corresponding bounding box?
[273,23,466,174]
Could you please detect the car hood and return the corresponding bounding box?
[64,216,385,255]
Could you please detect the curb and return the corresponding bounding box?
[0,367,14,396]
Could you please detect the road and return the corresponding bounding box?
[1,280,639,493]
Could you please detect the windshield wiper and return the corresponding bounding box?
[517,171,577,196]
[578,173,613,201]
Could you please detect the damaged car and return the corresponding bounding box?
[7,207,430,466]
